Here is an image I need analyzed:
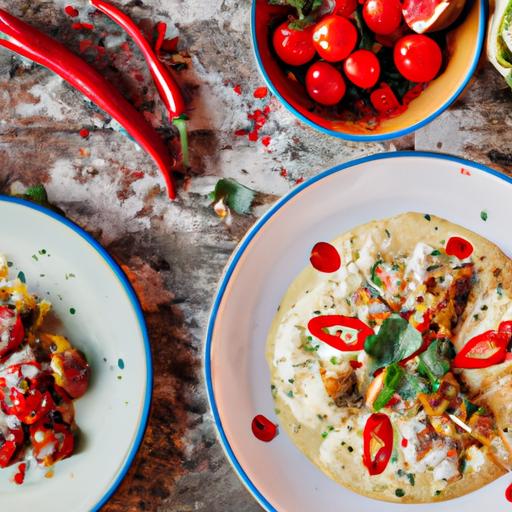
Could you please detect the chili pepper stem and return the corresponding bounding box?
[172,117,189,169]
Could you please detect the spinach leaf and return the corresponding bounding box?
[396,372,429,401]
[364,314,423,372]
[353,7,374,51]
[417,338,455,387]
[373,363,404,411]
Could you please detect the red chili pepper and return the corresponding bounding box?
[401,437,408,447]
[90,0,189,168]
[370,83,400,115]
[453,329,509,369]
[445,236,473,259]
[251,415,278,442]
[362,413,393,476]
[0,8,176,199]
[498,320,512,338]
[350,360,363,369]
[310,242,341,273]
[30,420,75,466]
[0,306,24,358]
[506,482,512,502]
[0,440,16,468]
[308,315,374,351]
[4,388,54,425]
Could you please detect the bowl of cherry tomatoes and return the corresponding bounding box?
[251,0,485,140]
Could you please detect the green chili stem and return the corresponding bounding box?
[173,117,189,168]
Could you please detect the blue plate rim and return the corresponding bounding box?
[204,150,512,512]
[250,0,487,142]
[0,194,152,512]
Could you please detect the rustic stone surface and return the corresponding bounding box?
[0,0,508,510]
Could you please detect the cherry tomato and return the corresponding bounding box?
[343,49,381,89]
[334,0,358,17]
[370,82,400,114]
[51,348,90,399]
[394,35,442,82]
[306,61,346,106]
[362,0,402,35]
[272,21,316,66]
[0,306,24,358]
[312,15,357,62]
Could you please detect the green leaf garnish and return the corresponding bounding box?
[364,314,423,372]
[417,338,455,387]
[210,178,256,215]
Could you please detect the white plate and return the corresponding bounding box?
[205,152,512,512]
[0,197,151,511]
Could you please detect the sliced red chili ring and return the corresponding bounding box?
[445,236,473,259]
[310,242,341,273]
[453,330,509,369]
[506,482,512,502]
[251,414,278,442]
[308,315,374,351]
[362,413,393,476]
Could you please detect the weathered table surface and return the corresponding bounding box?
[0,1,510,510]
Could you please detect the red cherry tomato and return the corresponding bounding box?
[362,0,402,35]
[0,306,24,358]
[312,15,358,62]
[272,21,316,66]
[306,61,346,106]
[370,82,400,114]
[394,35,442,83]
[334,0,358,17]
[343,49,381,89]
[310,242,341,273]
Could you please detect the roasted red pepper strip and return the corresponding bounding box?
[453,329,509,369]
[0,8,176,199]
[90,0,189,167]
[362,413,393,476]
[308,315,374,351]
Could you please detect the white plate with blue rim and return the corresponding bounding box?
[0,196,151,511]
[205,151,512,512]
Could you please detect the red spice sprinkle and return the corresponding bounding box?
[349,360,362,369]
[401,438,408,447]
[71,22,83,30]
[79,128,90,139]
[251,415,278,442]
[253,86,268,99]
[81,23,94,30]
[64,6,79,17]
[295,177,304,185]
[263,105,271,115]
[460,167,471,176]
[233,84,242,95]
[248,130,258,142]
[445,236,474,259]
[234,129,248,137]
[79,39,93,53]
[14,463,26,485]
[261,136,271,147]
[280,168,287,177]
[506,483,512,502]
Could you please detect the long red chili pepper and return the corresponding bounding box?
[362,413,393,476]
[0,8,176,199]
[90,0,189,168]
[308,315,374,351]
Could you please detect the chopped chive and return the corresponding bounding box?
[480,210,488,222]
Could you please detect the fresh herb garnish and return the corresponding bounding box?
[395,488,405,497]
[396,372,429,401]
[370,260,383,287]
[480,210,488,222]
[209,178,256,215]
[373,363,404,411]
[364,315,423,372]
[431,249,441,256]
[417,338,455,387]
[424,214,431,221]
